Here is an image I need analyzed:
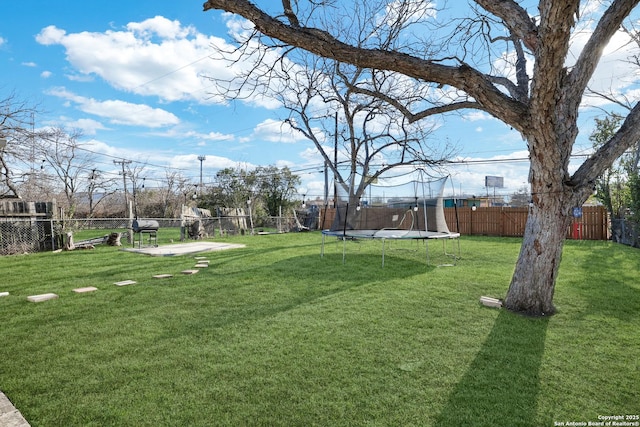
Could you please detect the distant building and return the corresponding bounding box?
[443,195,506,208]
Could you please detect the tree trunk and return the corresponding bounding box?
[504,138,576,316]
[504,202,572,316]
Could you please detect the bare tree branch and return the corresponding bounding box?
[571,101,640,196]
[567,0,640,102]
[472,0,538,51]
[203,0,529,129]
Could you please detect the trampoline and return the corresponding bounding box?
[321,172,460,266]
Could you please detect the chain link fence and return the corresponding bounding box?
[0,218,62,255]
[611,219,639,248]
[0,211,321,256]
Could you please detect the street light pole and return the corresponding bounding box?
[197,155,206,196]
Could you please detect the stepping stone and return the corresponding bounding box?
[0,292,9,297]
[27,293,59,303]
[181,269,199,275]
[114,280,137,286]
[194,263,209,268]
[73,286,98,293]
[195,259,209,263]
[153,274,173,279]
[479,296,502,308]
[194,256,208,260]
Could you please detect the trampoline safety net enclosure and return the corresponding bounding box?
[321,171,460,266]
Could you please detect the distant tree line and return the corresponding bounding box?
[198,166,301,222]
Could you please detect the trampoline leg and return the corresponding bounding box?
[342,237,346,264]
[425,239,430,266]
[382,238,386,267]
[443,237,461,265]
[438,238,459,267]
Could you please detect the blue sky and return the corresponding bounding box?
[1,1,638,201]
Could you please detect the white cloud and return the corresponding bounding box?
[33,15,305,112]
[46,87,179,127]
[22,61,37,67]
[35,18,242,104]
[83,138,137,160]
[168,153,239,170]
[299,146,325,163]
[250,118,314,144]
[274,159,296,169]
[463,111,492,122]
[126,15,193,40]
[64,118,107,135]
[40,71,52,79]
[36,26,66,45]
[82,139,241,178]
[182,130,235,142]
[66,74,94,83]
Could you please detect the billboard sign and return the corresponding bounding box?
[485,176,504,188]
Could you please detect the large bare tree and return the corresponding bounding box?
[208,39,453,209]
[38,126,97,218]
[0,91,39,198]
[86,168,118,218]
[204,0,640,316]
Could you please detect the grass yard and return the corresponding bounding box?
[0,233,638,426]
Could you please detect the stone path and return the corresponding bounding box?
[0,392,29,427]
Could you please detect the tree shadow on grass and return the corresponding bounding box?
[434,310,549,427]
[572,242,640,322]
[154,251,432,339]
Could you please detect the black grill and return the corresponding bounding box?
[132,219,159,248]
[132,219,159,233]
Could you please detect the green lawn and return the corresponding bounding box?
[0,233,638,426]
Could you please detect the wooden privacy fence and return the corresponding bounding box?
[444,206,608,240]
[320,206,609,240]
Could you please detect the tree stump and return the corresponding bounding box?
[189,220,207,239]
[64,232,75,251]
[107,232,122,246]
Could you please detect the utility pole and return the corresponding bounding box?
[324,160,329,207]
[197,155,206,196]
[113,159,132,216]
[334,112,338,208]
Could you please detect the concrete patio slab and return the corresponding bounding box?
[0,392,30,427]
[122,241,245,257]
